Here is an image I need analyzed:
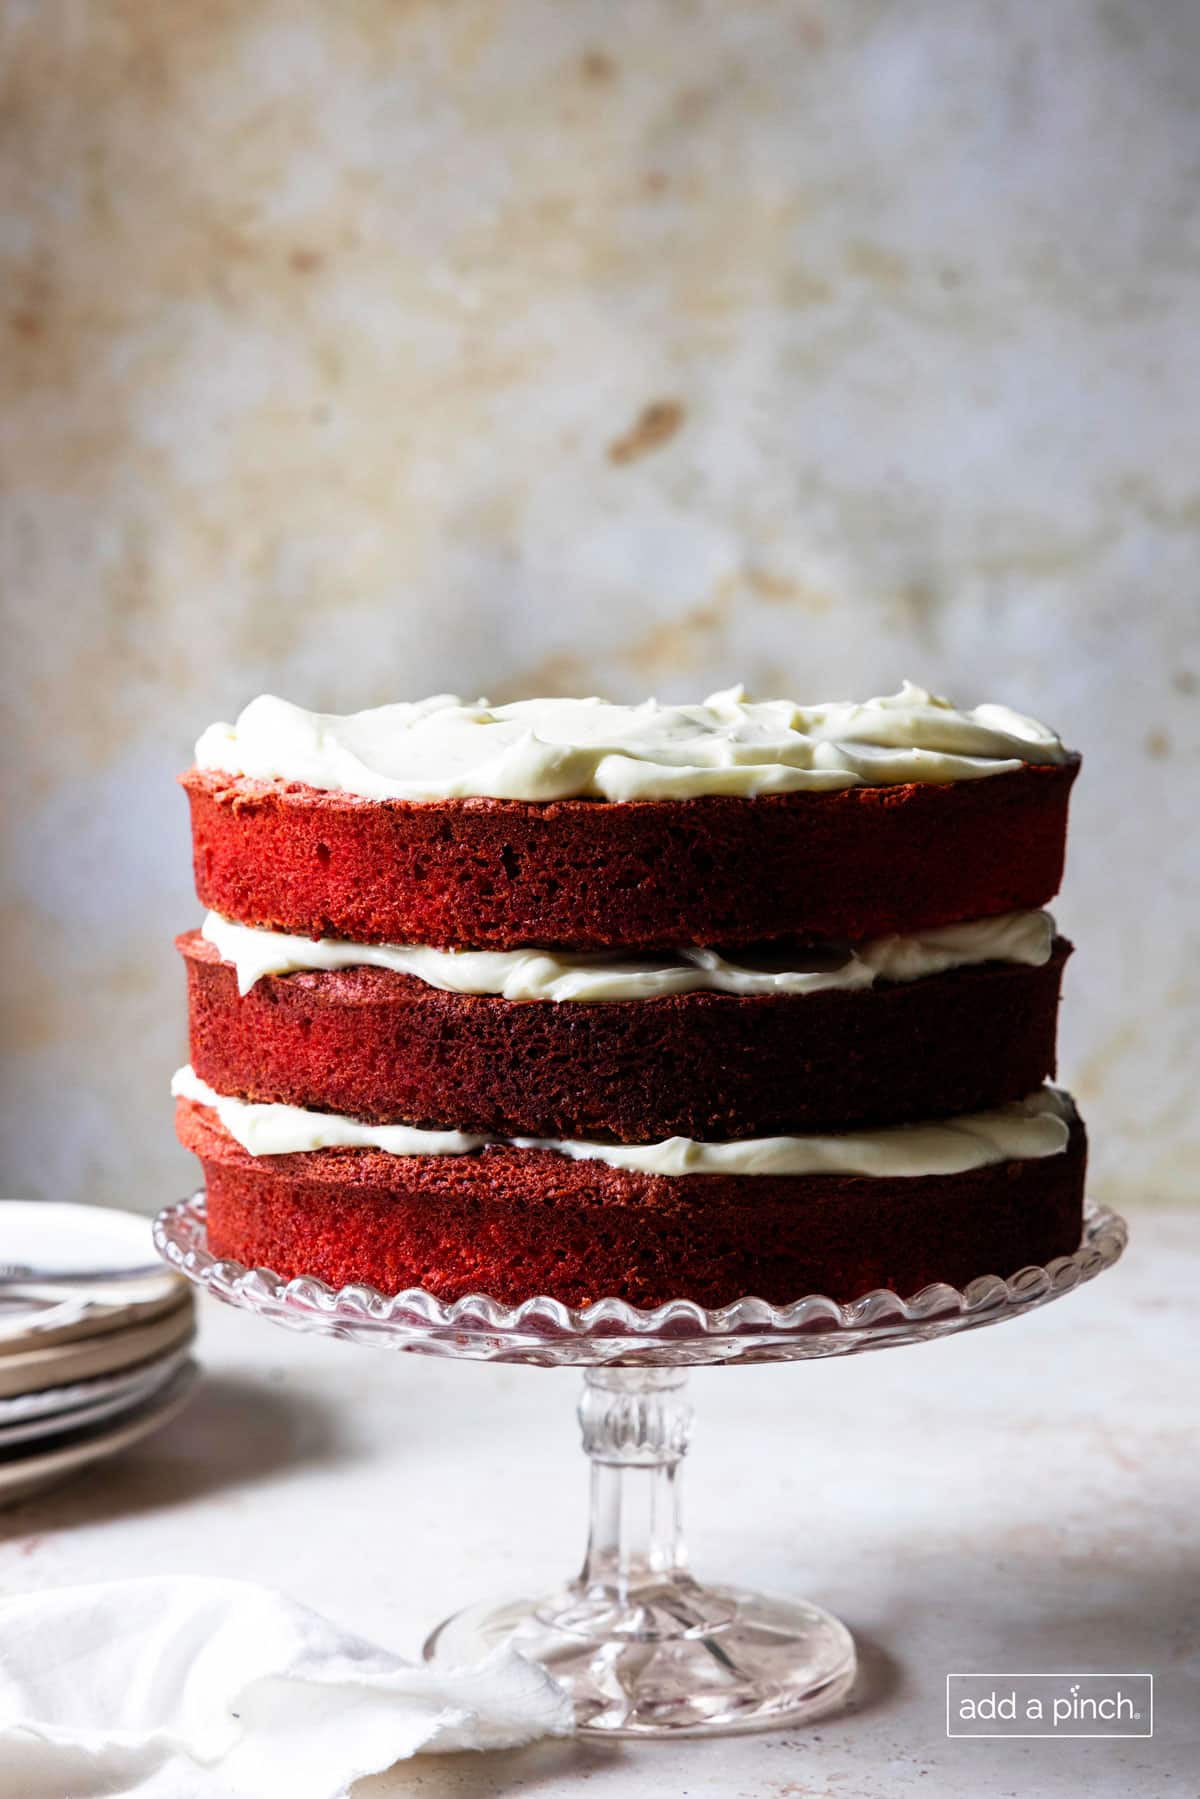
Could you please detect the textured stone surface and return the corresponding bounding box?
[2,0,1197,1210]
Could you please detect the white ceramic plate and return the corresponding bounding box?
[0,1203,188,1349]
[0,1201,162,1278]
[0,1282,192,1353]
[0,1345,193,1449]
[0,1363,199,1508]
[0,1302,196,1401]
[0,1342,195,1427]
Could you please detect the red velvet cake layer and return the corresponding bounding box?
[183,760,1079,950]
[180,931,1071,1140]
[178,1097,1088,1310]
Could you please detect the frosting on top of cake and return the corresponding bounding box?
[201,908,1056,1002]
[194,683,1069,803]
[172,1066,1073,1178]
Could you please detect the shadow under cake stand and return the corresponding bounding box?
[155,1194,1125,1739]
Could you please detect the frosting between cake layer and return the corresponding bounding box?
[173,1066,487,1158]
[201,909,1056,1001]
[194,682,1068,803]
[172,1066,1072,1177]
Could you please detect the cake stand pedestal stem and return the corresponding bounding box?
[425,1363,856,1734]
[558,1367,732,1638]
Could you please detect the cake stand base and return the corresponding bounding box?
[426,1584,855,1737]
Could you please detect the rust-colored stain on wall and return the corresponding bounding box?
[608,399,687,464]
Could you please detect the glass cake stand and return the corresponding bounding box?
[155,1194,1126,1738]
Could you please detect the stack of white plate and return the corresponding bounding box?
[0,1202,198,1507]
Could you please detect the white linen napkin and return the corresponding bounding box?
[0,1577,572,1799]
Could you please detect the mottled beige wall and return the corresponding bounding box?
[2,0,1197,1214]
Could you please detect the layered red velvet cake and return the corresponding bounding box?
[174,684,1085,1308]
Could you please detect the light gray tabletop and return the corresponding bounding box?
[1,1209,1193,1798]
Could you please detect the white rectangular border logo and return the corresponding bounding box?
[946,1672,1154,1738]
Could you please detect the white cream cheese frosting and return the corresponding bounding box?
[172,1067,1072,1178]
[194,682,1068,804]
[172,1067,488,1159]
[201,909,1056,1002]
